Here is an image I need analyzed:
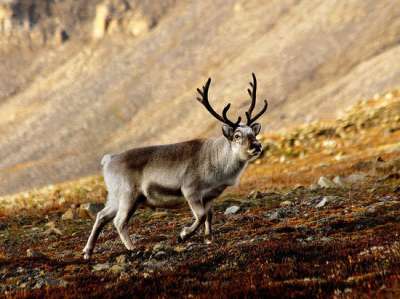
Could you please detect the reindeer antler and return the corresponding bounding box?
[197,78,241,128]
[245,73,268,125]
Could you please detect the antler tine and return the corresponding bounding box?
[246,73,257,123]
[246,73,268,125]
[196,78,241,128]
[247,99,268,125]
[222,104,242,127]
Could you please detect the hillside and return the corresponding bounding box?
[0,0,400,195]
[1,90,400,298]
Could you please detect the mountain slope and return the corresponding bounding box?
[0,0,400,195]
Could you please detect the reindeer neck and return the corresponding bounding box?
[207,136,247,178]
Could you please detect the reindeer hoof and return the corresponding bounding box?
[204,237,213,245]
[82,248,92,260]
[83,252,91,260]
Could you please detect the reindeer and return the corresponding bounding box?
[83,73,268,259]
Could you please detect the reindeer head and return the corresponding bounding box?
[197,73,268,161]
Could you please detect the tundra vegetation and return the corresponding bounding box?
[1,90,400,298]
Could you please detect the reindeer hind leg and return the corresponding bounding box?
[83,198,118,260]
[113,190,141,251]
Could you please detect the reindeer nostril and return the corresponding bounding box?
[251,143,262,152]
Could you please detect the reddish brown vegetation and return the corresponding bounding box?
[1,92,400,298]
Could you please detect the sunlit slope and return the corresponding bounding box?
[0,0,400,195]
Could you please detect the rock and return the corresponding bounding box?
[153,251,167,260]
[44,277,67,287]
[80,203,104,219]
[248,190,263,200]
[224,205,240,215]
[26,249,46,258]
[174,245,186,253]
[333,176,347,187]
[92,263,110,271]
[280,200,292,207]
[265,209,286,221]
[345,173,367,184]
[318,176,336,188]
[115,255,127,264]
[316,197,328,208]
[379,195,394,202]
[61,208,76,221]
[153,243,172,253]
[143,260,167,270]
[267,211,280,221]
[316,196,344,208]
[309,183,319,191]
[34,277,67,288]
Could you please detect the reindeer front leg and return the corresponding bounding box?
[179,189,209,242]
[204,208,213,244]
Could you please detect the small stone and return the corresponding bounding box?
[153,251,167,260]
[44,277,67,287]
[379,195,393,202]
[316,196,344,208]
[345,173,367,184]
[267,211,279,221]
[26,249,46,258]
[92,263,110,271]
[318,176,336,188]
[174,245,186,253]
[316,197,328,208]
[143,260,167,270]
[115,255,127,264]
[280,200,292,207]
[248,190,263,200]
[153,242,172,253]
[309,184,319,191]
[265,209,286,221]
[224,205,240,215]
[333,176,346,187]
[61,208,76,221]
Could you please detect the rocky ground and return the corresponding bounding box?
[1,90,400,298]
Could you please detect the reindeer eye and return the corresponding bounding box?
[234,133,241,140]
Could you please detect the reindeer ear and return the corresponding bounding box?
[222,124,234,139]
[251,123,261,135]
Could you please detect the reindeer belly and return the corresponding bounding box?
[144,183,185,208]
